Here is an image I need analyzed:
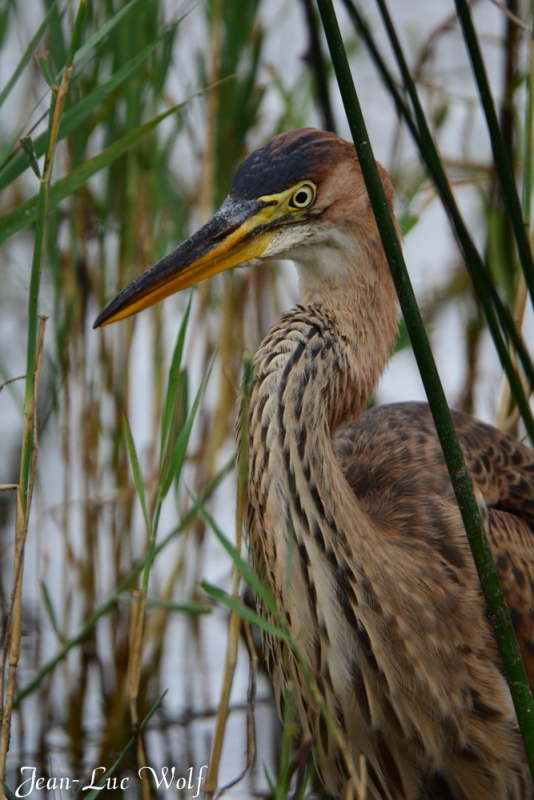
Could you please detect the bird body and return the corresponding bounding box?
[247,283,534,800]
[94,128,534,799]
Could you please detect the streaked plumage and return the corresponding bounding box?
[95,128,534,799]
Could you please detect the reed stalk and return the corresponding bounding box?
[453,0,534,309]
[204,356,252,798]
[0,1,86,786]
[374,0,534,438]
[317,0,534,775]
[71,692,167,800]
[497,2,534,430]
[0,316,47,788]
[342,0,534,441]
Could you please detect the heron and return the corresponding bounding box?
[94,128,534,800]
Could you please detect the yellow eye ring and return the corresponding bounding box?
[289,183,315,209]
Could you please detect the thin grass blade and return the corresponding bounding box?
[453,0,534,309]
[0,101,190,244]
[160,290,193,463]
[158,353,215,500]
[146,599,210,614]
[190,493,282,621]
[40,581,65,645]
[201,581,289,641]
[160,370,188,485]
[2,780,18,800]
[35,52,58,90]
[0,25,182,191]
[19,137,41,179]
[0,2,58,108]
[71,691,167,800]
[123,416,151,535]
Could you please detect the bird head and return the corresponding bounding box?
[93,127,395,328]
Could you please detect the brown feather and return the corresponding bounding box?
[237,129,534,799]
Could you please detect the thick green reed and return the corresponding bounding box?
[317,0,534,777]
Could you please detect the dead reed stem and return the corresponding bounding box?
[0,315,48,784]
[127,589,150,800]
[0,376,25,393]
[204,355,249,797]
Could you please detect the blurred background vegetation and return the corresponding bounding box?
[0,0,533,797]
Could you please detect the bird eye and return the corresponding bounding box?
[289,183,315,209]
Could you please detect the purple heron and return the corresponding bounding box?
[94,129,534,799]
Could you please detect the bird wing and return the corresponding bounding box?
[332,401,534,689]
[488,507,534,682]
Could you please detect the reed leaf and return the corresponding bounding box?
[201,581,289,641]
[0,23,184,191]
[453,0,534,308]
[158,353,215,500]
[190,493,282,621]
[0,2,57,108]
[71,0,145,69]
[70,691,167,800]
[123,415,151,535]
[0,100,194,244]
[160,290,193,468]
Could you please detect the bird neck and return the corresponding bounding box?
[290,226,399,426]
[249,265,397,445]
[246,239,398,601]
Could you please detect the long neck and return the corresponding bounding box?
[246,237,398,607]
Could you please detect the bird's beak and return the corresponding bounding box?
[93,197,279,328]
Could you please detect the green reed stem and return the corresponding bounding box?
[316,0,534,775]
[2,4,86,782]
[454,0,534,310]
[70,691,167,800]
[19,0,87,509]
[523,6,534,226]
[342,0,534,438]
[371,0,534,440]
